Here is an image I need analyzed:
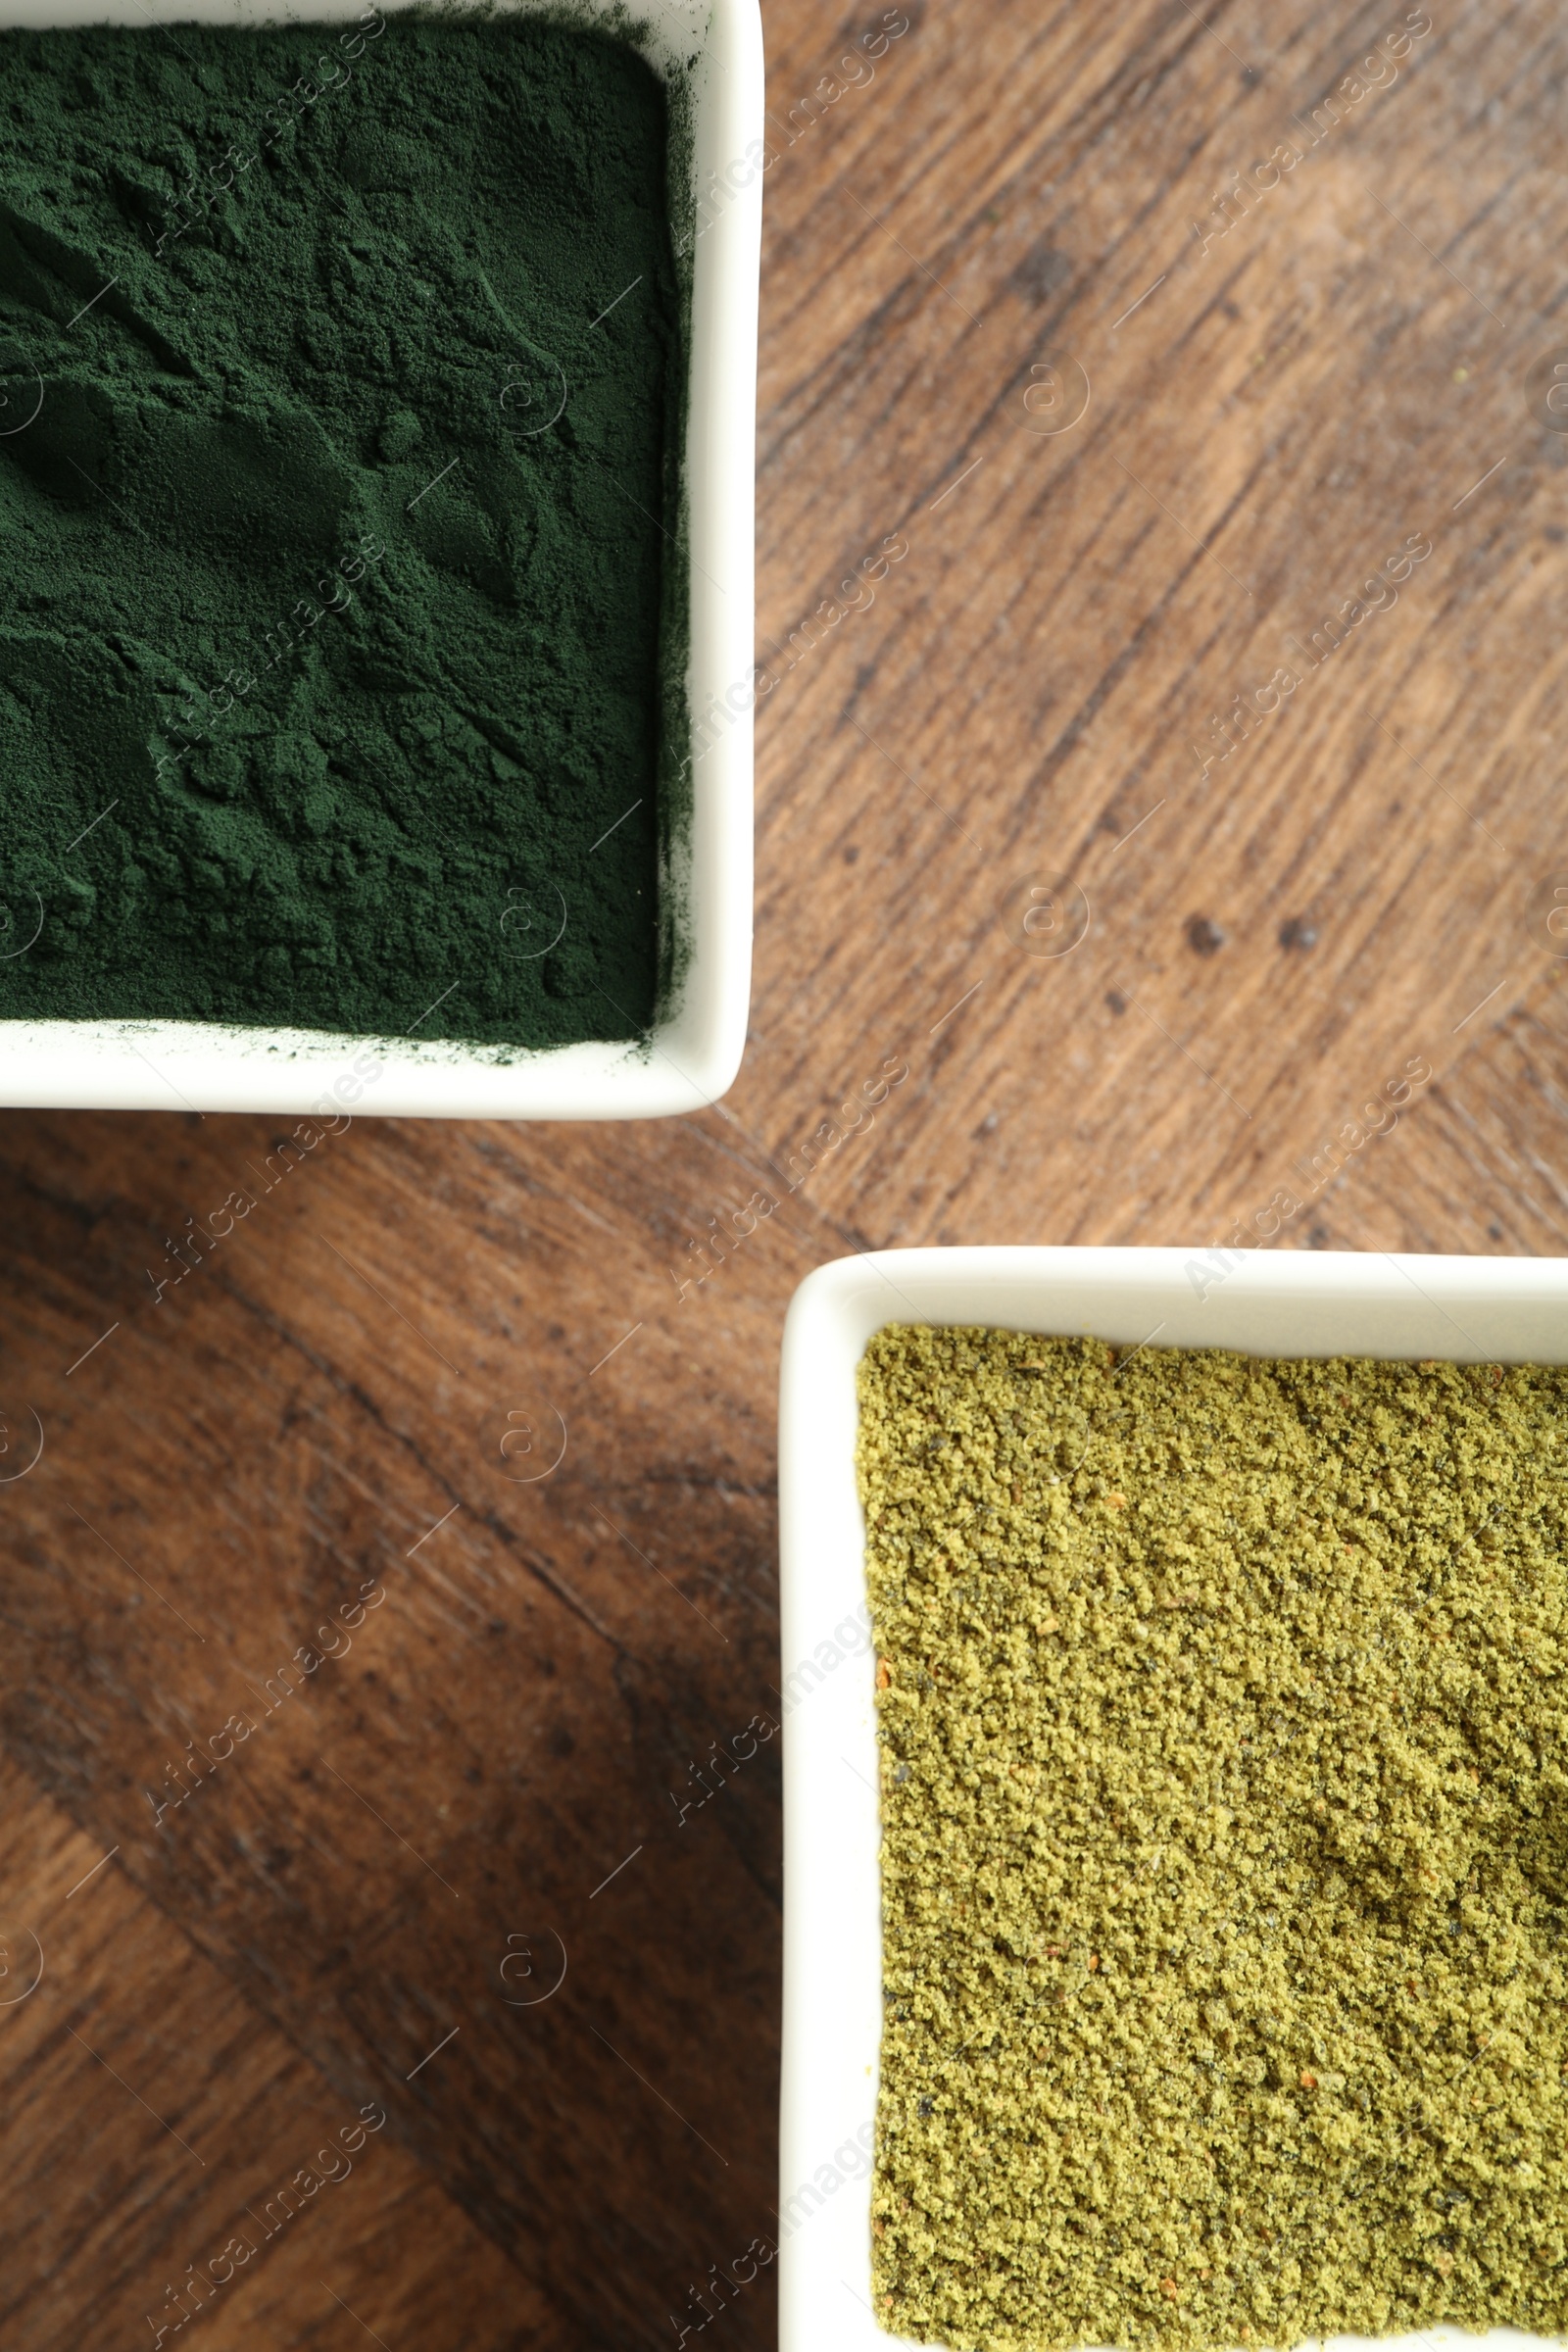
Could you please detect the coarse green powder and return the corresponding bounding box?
[857,1325,1568,2352]
[0,8,685,1045]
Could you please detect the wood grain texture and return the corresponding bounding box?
[4,1,1568,2345]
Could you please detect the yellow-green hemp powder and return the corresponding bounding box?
[856,1324,1568,2351]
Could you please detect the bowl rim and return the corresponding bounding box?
[0,0,760,1117]
[778,1244,1568,2352]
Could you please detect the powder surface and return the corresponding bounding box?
[0,10,681,1044]
[857,1324,1568,2352]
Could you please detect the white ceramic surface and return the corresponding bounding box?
[778,1246,1568,2352]
[0,0,760,1116]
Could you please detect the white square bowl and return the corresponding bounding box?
[0,0,760,1117]
[778,1245,1568,2352]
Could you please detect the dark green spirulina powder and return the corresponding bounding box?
[859,1326,1568,2352]
[0,9,683,1044]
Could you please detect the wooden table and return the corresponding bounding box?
[5,1,1568,2344]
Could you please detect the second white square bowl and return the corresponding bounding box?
[777,1245,1568,2352]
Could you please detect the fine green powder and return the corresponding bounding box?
[858,1325,1568,2351]
[0,9,682,1044]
